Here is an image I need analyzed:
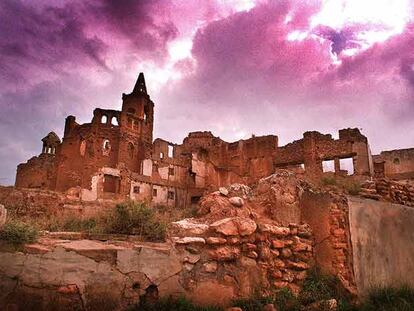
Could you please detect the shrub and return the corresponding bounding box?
[0,220,38,245]
[321,176,337,186]
[133,296,223,311]
[345,182,361,196]
[300,267,341,304]
[360,285,414,311]
[274,288,301,311]
[108,201,166,241]
[232,295,273,311]
[62,217,97,232]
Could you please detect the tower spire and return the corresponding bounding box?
[133,72,147,94]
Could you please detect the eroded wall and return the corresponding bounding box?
[348,196,414,295]
[373,148,414,179]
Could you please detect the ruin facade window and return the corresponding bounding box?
[169,167,174,176]
[322,160,335,173]
[128,143,135,159]
[168,191,175,200]
[101,115,108,124]
[133,186,140,194]
[168,145,173,158]
[393,158,400,165]
[152,188,158,197]
[340,158,354,175]
[160,152,164,159]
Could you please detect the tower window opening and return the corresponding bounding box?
[168,145,173,158]
[101,115,108,124]
[111,117,118,126]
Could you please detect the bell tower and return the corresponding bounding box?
[118,72,154,171]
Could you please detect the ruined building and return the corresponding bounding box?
[15,73,413,206]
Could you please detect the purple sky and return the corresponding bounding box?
[1,0,414,185]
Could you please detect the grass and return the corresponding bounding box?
[321,176,338,186]
[23,201,167,242]
[359,286,414,311]
[0,220,38,245]
[132,296,223,311]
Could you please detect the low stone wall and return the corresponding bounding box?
[170,217,313,304]
[360,179,414,207]
[0,216,313,310]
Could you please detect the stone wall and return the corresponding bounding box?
[0,214,313,310]
[15,154,56,189]
[275,128,372,177]
[360,179,414,207]
[300,191,356,293]
[348,196,414,295]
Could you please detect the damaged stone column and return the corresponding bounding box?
[334,157,340,174]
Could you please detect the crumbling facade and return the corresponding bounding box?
[17,72,411,206]
[373,148,414,179]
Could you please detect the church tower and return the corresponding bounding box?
[118,72,154,171]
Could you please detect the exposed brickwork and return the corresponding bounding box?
[360,179,414,207]
[373,148,414,180]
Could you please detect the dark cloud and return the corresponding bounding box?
[85,0,178,60]
[0,0,107,89]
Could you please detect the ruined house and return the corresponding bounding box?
[15,73,412,206]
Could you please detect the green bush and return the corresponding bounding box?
[133,296,223,311]
[108,201,166,241]
[0,220,38,245]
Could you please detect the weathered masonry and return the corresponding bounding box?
[15,73,413,204]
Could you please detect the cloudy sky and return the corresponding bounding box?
[0,0,414,185]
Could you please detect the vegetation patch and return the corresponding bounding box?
[106,201,166,241]
[133,296,223,311]
[0,220,38,245]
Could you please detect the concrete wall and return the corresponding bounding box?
[348,196,414,295]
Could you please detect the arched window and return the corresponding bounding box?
[101,115,108,124]
[102,139,111,156]
[111,116,118,126]
[128,143,134,159]
[393,158,400,165]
